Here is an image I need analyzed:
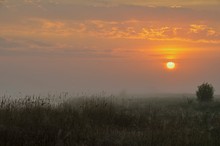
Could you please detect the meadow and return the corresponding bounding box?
[0,93,220,146]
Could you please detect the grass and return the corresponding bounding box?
[1,94,220,145]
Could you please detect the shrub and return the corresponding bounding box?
[196,83,214,102]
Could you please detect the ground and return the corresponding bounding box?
[0,94,220,146]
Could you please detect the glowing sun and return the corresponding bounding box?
[166,62,176,70]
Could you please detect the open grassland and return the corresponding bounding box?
[1,94,220,146]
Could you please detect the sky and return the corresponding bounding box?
[0,0,220,94]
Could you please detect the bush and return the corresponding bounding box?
[196,83,214,102]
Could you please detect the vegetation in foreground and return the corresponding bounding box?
[1,94,220,146]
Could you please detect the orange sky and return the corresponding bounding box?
[0,0,220,94]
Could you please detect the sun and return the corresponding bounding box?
[166,62,176,70]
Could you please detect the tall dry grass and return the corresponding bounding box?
[0,94,220,145]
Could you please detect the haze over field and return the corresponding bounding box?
[0,0,220,94]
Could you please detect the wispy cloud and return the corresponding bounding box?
[0,2,220,58]
[0,36,136,58]
[1,18,219,44]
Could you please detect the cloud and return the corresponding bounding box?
[1,18,219,44]
[1,4,219,23]
[0,37,75,57]
[0,2,220,58]
[190,24,207,33]
[188,24,219,40]
[29,0,220,8]
[189,24,218,37]
[0,36,134,58]
[1,3,219,38]
[78,20,220,43]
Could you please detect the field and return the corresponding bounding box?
[1,93,220,146]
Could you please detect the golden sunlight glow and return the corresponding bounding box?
[166,62,176,70]
[153,47,186,61]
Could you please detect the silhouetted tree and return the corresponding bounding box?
[196,83,214,102]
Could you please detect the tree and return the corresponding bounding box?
[196,83,214,102]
